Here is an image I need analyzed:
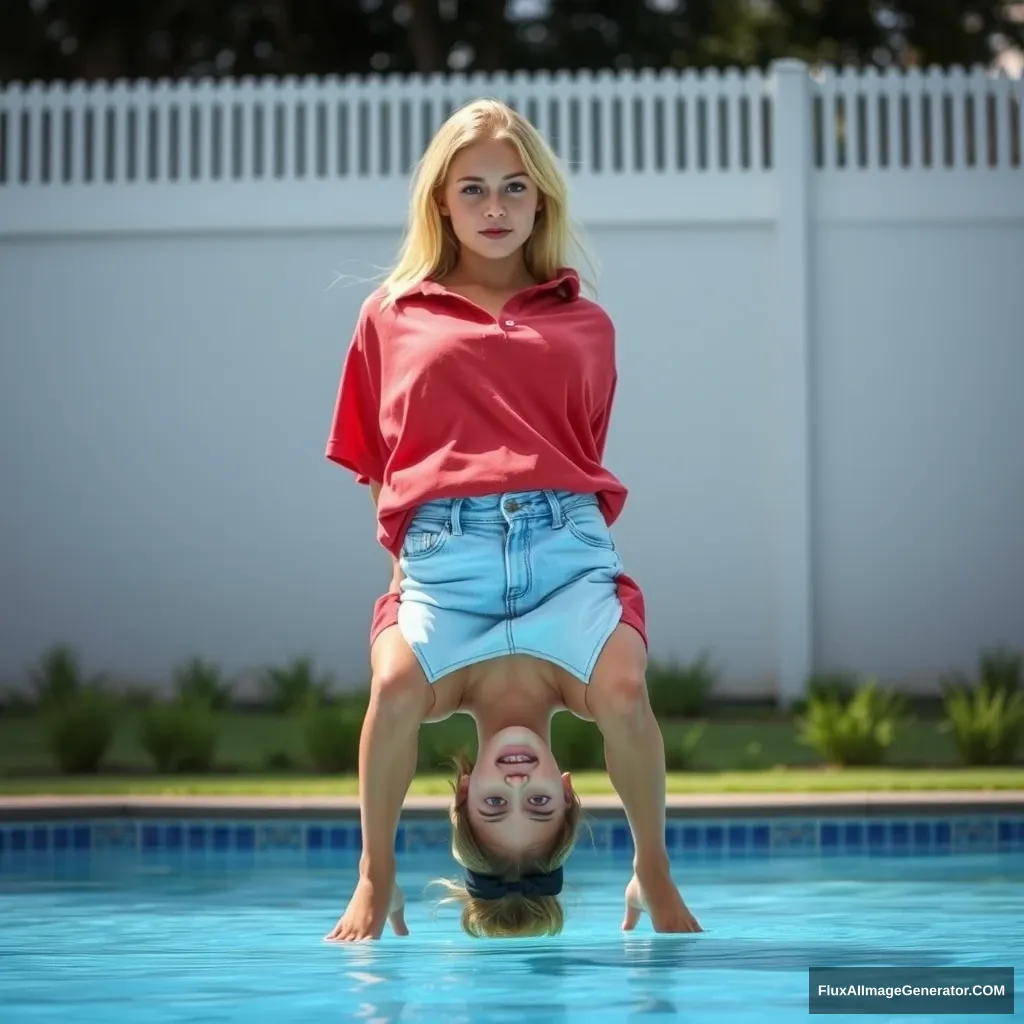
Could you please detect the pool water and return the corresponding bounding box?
[2,847,1021,1023]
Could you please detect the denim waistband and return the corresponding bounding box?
[410,490,599,534]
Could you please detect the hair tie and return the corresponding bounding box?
[464,866,564,901]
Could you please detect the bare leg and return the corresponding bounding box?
[585,624,702,933]
[325,626,436,941]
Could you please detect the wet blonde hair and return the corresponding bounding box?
[432,753,583,938]
[379,97,592,306]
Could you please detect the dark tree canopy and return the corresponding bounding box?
[1,1,1021,84]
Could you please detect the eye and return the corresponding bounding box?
[506,181,527,193]
[460,185,482,195]
[527,794,551,807]
[484,796,507,807]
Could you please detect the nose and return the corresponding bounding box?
[484,198,506,218]
[504,773,529,787]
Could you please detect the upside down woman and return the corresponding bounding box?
[323,97,701,941]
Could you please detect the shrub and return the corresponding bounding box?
[173,656,233,711]
[978,645,1021,697]
[646,652,718,719]
[796,678,905,767]
[418,720,473,772]
[45,686,118,773]
[551,713,604,771]
[30,643,105,710]
[140,698,219,773]
[941,682,1024,766]
[260,656,333,713]
[663,724,705,771]
[304,698,363,773]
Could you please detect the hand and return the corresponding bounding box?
[622,866,702,933]
[324,874,408,941]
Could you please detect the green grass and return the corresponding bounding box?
[1,707,1021,796]
[0,768,1022,797]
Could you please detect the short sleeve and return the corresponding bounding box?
[325,298,389,485]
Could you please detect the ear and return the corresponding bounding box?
[436,190,450,217]
[456,774,470,805]
[561,772,573,804]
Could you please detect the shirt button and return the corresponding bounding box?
[504,319,515,327]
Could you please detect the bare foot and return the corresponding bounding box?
[623,867,702,933]
[324,876,407,941]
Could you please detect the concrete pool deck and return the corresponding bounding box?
[1,790,1022,821]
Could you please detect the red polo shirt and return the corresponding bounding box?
[326,267,647,648]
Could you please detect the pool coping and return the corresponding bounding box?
[1,790,1022,822]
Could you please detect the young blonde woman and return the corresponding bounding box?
[323,98,701,941]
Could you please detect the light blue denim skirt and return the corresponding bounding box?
[396,489,625,684]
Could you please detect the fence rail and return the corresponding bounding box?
[0,63,1021,192]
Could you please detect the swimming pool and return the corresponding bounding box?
[2,811,1021,1022]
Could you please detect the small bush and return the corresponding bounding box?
[940,682,1024,766]
[264,750,297,772]
[978,645,1021,697]
[551,713,604,771]
[45,686,118,773]
[140,699,219,773]
[260,656,333,714]
[796,678,905,766]
[663,724,704,771]
[173,656,233,711]
[304,699,363,773]
[646,652,718,719]
[418,721,473,772]
[30,643,105,710]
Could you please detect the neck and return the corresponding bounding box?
[472,696,556,748]
[449,250,534,291]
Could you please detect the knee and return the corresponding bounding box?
[370,662,430,725]
[588,667,650,726]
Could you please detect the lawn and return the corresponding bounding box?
[1,709,1021,796]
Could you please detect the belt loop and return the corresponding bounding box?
[544,490,564,529]
[449,498,464,536]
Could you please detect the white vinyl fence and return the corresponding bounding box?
[1,60,1022,701]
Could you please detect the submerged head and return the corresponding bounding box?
[436,727,582,938]
[380,98,579,303]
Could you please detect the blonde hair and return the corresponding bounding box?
[379,98,592,306]
[432,753,583,938]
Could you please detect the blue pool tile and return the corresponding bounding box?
[187,825,206,849]
[164,824,182,849]
[843,823,863,850]
[10,828,27,851]
[681,827,701,850]
[307,826,325,849]
[141,825,161,850]
[727,825,747,850]
[953,819,995,852]
[212,825,231,850]
[704,826,723,850]
[771,822,817,851]
[611,825,631,851]
[934,821,951,849]
[751,825,770,850]
[867,823,887,852]
[912,822,932,850]
[72,825,90,850]
[664,825,679,851]
[328,827,348,849]
[32,826,49,851]
[53,826,69,850]
[890,823,909,848]
[235,825,254,850]
[820,823,840,852]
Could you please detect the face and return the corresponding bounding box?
[461,727,573,860]
[437,138,543,264]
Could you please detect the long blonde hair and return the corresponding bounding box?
[432,752,583,938]
[379,98,592,306]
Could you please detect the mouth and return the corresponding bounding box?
[479,228,512,239]
[496,746,539,767]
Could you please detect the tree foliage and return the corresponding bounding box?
[1,1,1021,83]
